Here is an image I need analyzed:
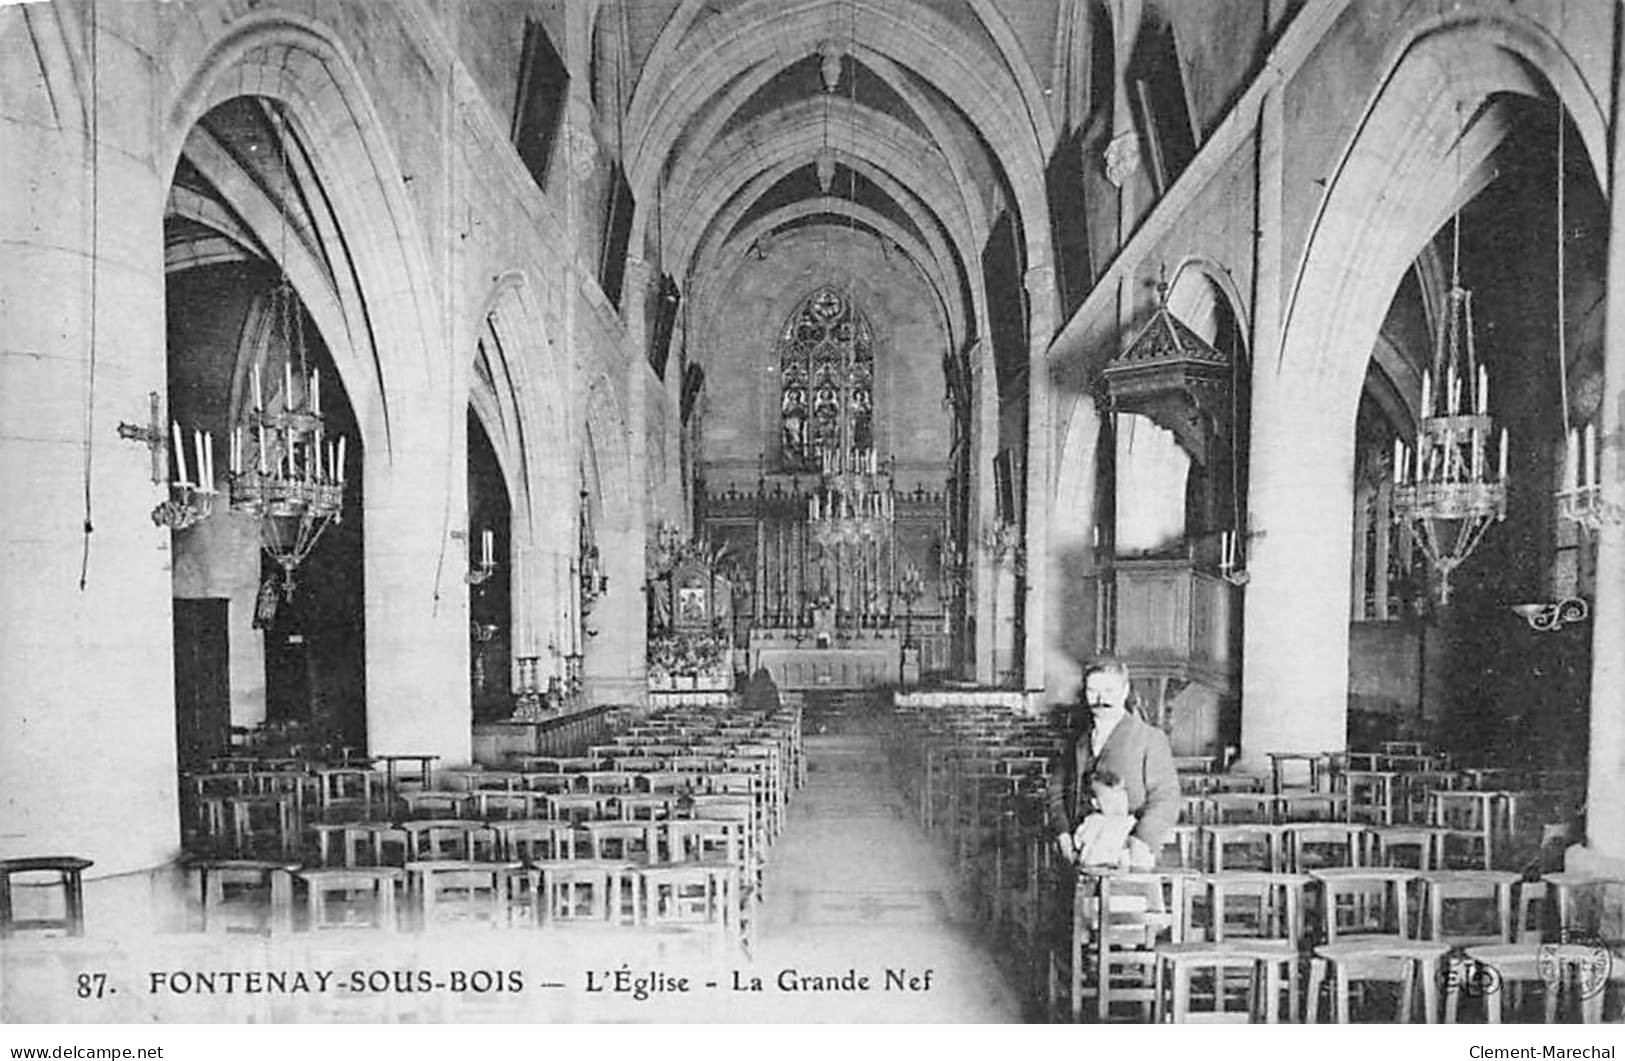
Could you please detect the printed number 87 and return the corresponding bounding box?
[77,973,108,999]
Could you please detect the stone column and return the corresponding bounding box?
[1046,399,1104,703]
[1023,264,1058,692]
[1236,80,1352,771]
[0,10,179,874]
[363,433,473,765]
[1237,383,1355,770]
[969,340,997,683]
[1567,118,1625,889]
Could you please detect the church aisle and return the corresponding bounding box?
[729,731,1026,1022]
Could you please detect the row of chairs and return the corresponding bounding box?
[1066,864,1624,1023]
[191,856,745,946]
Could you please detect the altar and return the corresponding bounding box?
[748,627,902,690]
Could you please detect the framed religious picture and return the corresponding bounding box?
[671,557,712,631]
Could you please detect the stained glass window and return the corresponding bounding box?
[779,287,873,469]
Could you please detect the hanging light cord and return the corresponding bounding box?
[79,0,100,591]
[1555,103,1570,436]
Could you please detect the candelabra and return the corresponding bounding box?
[896,564,925,647]
[1217,529,1251,587]
[1392,285,1509,605]
[465,528,497,585]
[119,391,218,531]
[808,446,894,548]
[228,284,346,600]
[1556,425,1625,530]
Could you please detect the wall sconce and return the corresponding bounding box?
[118,391,217,530]
[1510,598,1588,632]
[1218,529,1253,587]
[460,527,497,585]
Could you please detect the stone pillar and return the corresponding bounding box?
[585,520,647,704]
[0,11,179,874]
[363,433,473,765]
[1566,120,1625,892]
[969,340,997,683]
[1023,264,1058,692]
[1046,399,1103,703]
[1237,384,1354,770]
[1236,79,1351,771]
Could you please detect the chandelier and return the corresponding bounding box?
[809,446,894,548]
[1391,104,1509,606]
[228,282,346,600]
[229,110,346,601]
[1391,285,1508,605]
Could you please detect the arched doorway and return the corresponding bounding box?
[165,97,367,786]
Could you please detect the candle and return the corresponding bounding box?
[258,424,269,474]
[1477,365,1488,415]
[312,368,321,416]
[1393,438,1403,484]
[171,422,189,487]
[1441,428,1454,480]
[1421,371,1431,417]
[285,362,293,411]
[253,364,263,411]
[1584,424,1596,488]
[337,436,346,482]
[1471,427,1481,480]
[483,528,493,567]
[1499,428,1508,481]
[194,430,207,492]
[1566,429,1579,492]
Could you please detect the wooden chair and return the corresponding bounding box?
[1283,823,1366,873]
[1201,824,1288,873]
[298,867,401,931]
[1309,867,1418,942]
[634,862,743,955]
[1418,870,1518,947]
[1306,939,1450,1023]
[1448,941,1624,1023]
[397,790,472,820]
[190,859,297,935]
[0,857,92,939]
[1152,940,1297,1023]
[546,792,618,825]
[1072,869,1197,1023]
[492,820,578,862]
[1344,771,1401,826]
[1210,792,1274,825]
[1363,825,1451,871]
[583,820,659,863]
[406,860,525,930]
[533,859,636,928]
[400,819,496,862]
[470,790,549,821]
[1202,871,1310,1020]
[619,793,678,822]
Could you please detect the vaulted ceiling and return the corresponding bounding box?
[611,0,1064,356]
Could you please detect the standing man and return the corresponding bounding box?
[1048,658,1180,869]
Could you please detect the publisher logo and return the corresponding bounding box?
[1538,930,1614,1000]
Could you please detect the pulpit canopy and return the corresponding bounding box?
[1103,299,1231,464]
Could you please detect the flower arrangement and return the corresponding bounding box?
[647,630,731,678]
